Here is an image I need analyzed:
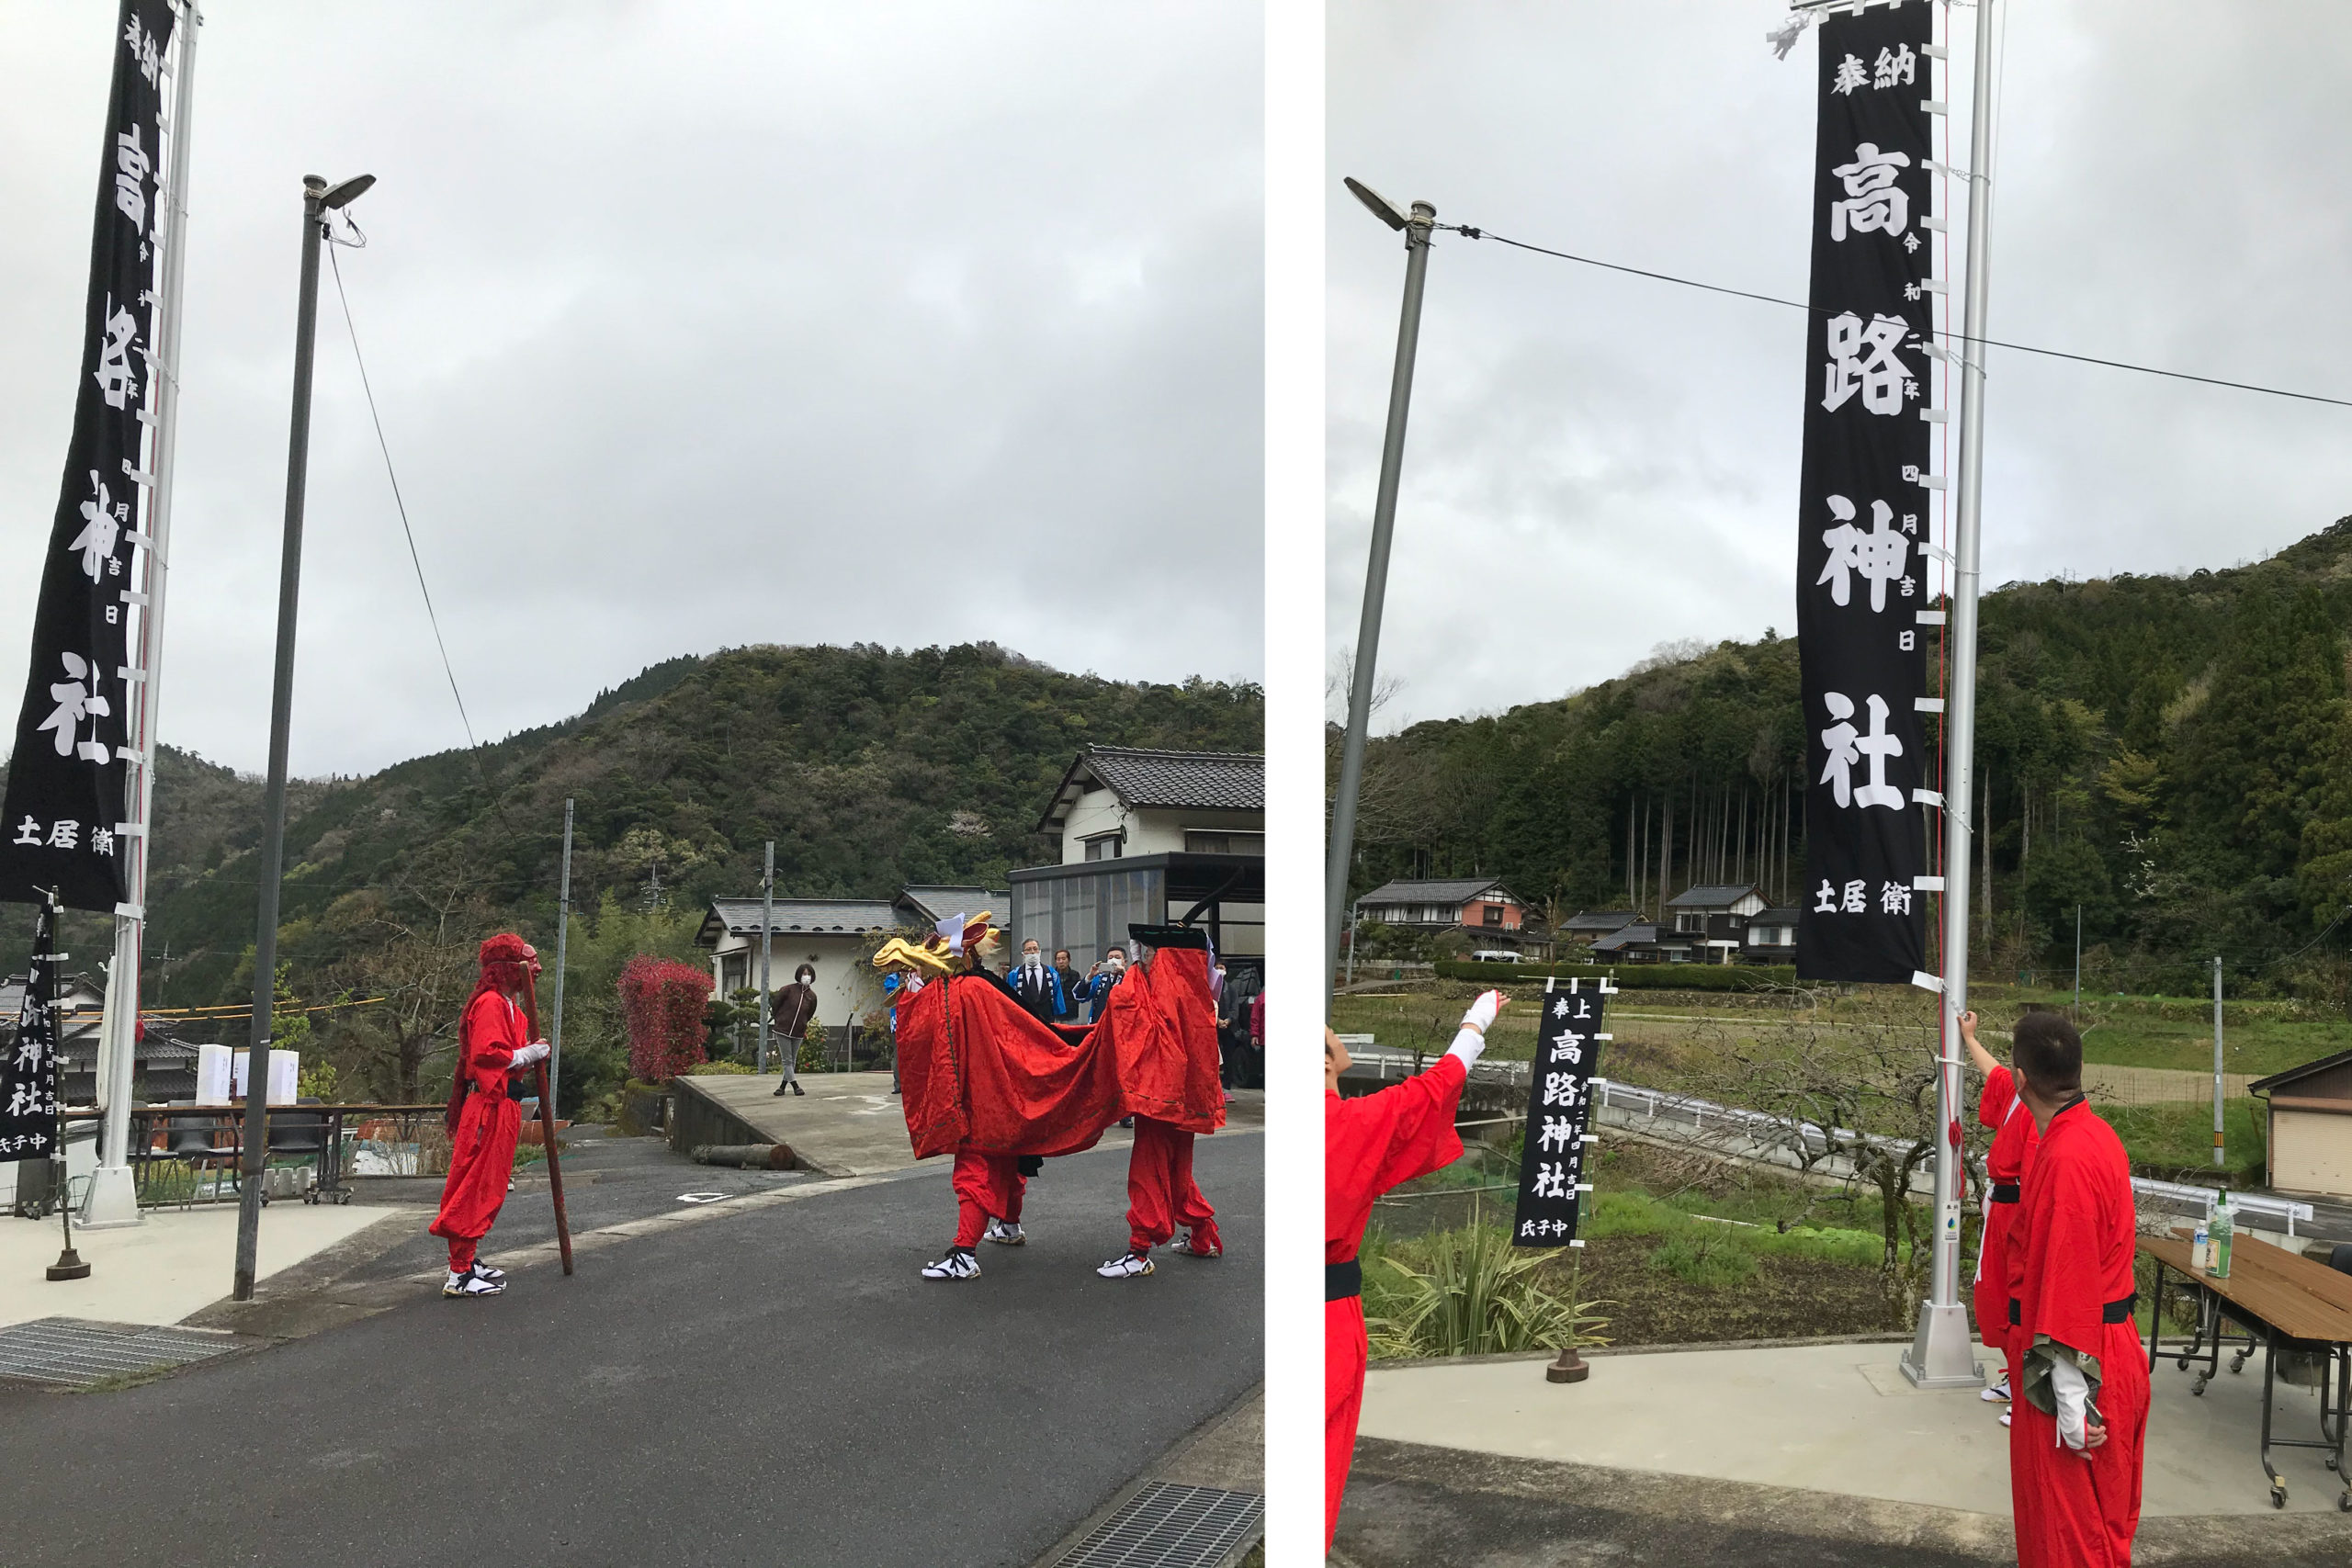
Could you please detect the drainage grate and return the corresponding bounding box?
[0,1318,241,1387]
[1054,1482,1264,1568]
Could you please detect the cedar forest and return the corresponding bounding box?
[1342,515,2352,1006]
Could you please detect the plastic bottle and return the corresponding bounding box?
[2193,1204,2212,1273]
[2212,1186,2233,1280]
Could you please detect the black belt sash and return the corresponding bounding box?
[1328,1259,1363,1301]
[1990,1182,2020,1204]
[2009,1293,2137,1325]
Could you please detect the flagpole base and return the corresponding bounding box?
[1545,1347,1590,1384]
[47,1248,92,1281]
[76,1166,143,1230]
[1899,1300,1984,1389]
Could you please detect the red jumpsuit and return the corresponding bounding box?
[1973,1065,2041,1367]
[1326,1053,1465,1551]
[1125,1115,1218,1255]
[2007,1098,2149,1568]
[951,1148,1027,1247]
[429,991,526,1271]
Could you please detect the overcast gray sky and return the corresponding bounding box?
[1329,1,2352,732]
[0,1,1261,778]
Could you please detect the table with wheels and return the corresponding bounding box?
[2141,1232,2352,1511]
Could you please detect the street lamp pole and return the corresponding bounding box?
[232,173,372,1301]
[1327,183,1435,1018]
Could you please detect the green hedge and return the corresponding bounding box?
[1433,959,1800,992]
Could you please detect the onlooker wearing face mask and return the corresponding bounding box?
[1076,947,1128,1024]
[769,962,820,1097]
[1008,938,1069,1027]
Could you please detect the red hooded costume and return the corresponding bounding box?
[2007,1096,2149,1568]
[429,935,535,1271]
[1325,1053,1466,1551]
[1974,1064,2042,1366]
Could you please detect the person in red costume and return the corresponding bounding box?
[2005,1010,2148,1568]
[1095,1113,1222,1279]
[429,934,550,1299]
[1961,1008,2042,1427]
[1325,989,1502,1551]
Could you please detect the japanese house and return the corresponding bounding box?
[2249,1052,2352,1201]
[1557,910,1643,948]
[1010,746,1263,980]
[1588,922,1666,964]
[695,897,905,1050]
[1742,906,1802,959]
[1663,884,1770,964]
[1354,877,1529,942]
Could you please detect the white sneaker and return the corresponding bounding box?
[984,1219,1026,1246]
[1998,1410,2013,1428]
[921,1248,980,1280]
[1172,1228,1222,1258]
[1096,1250,1156,1280]
[443,1268,505,1299]
[469,1262,506,1284]
[1982,1378,2010,1403]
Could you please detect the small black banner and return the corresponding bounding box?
[0,899,63,1166]
[1511,978,1608,1247]
[1795,0,1937,983]
[0,0,178,912]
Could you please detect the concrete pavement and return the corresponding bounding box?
[1339,1336,2352,1564]
[0,1129,1263,1568]
[0,1201,393,1330]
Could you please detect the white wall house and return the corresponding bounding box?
[695,898,899,1041]
[1013,747,1264,972]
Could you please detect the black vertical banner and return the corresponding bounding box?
[1795,0,1936,983]
[1511,979,1607,1247]
[0,900,63,1165]
[0,0,177,912]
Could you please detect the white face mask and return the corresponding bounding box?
[1022,951,1042,969]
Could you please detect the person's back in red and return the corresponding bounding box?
[1325,992,1500,1552]
[429,934,549,1299]
[1961,1010,2042,1415]
[2004,1010,2148,1567]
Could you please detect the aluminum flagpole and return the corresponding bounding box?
[1903,0,1997,1390]
[85,0,202,1229]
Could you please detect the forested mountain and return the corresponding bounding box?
[1344,514,2352,998]
[2,642,1261,1106]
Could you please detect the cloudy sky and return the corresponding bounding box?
[1329,1,2352,732]
[0,2,1261,778]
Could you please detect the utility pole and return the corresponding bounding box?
[757,842,775,1074]
[1328,181,1435,1020]
[550,798,573,1113]
[233,171,373,1301]
[1904,0,1998,1392]
[2212,955,2225,1169]
[2074,905,2082,1015]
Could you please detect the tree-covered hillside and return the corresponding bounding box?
[1344,514,2352,999]
[4,642,1261,1106]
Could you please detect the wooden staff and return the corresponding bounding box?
[517,963,574,1275]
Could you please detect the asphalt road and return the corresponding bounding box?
[0,1132,1262,1568]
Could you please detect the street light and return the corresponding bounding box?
[232,172,373,1301]
[1326,181,1437,1019]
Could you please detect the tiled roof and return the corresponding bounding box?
[699,897,902,945]
[1746,906,1803,928]
[1037,746,1263,829]
[1561,909,1642,932]
[1665,884,1761,908]
[1589,923,1657,952]
[1359,877,1510,905]
[897,886,1011,925]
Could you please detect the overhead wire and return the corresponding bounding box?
[1445,229,2352,412]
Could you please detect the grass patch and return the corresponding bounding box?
[67,1363,182,1395]
[2101,1097,2266,1185]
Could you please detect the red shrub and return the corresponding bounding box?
[619,956,712,1081]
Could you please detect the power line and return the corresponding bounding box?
[324,235,481,749]
[1450,227,2352,412]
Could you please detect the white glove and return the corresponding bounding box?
[1446,991,1501,1069]
[511,1042,550,1068]
[2050,1355,2092,1453]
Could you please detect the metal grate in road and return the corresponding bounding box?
[1054,1482,1264,1568]
[0,1317,241,1388]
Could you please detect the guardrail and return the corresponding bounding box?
[1340,1044,2318,1238]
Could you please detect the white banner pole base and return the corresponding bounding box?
[1899,1301,1984,1389]
[78,1165,142,1229]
